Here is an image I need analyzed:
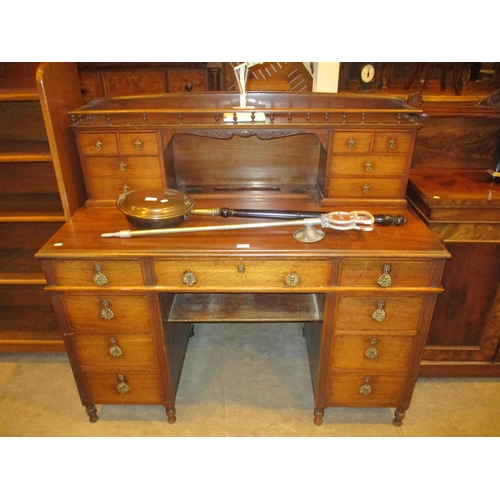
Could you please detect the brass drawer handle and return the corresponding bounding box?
[347,138,356,149]
[119,161,126,171]
[365,339,378,359]
[237,264,245,273]
[93,264,108,286]
[364,162,373,172]
[94,139,103,151]
[285,272,300,287]
[182,270,197,286]
[362,184,370,194]
[372,300,386,322]
[117,374,130,394]
[122,184,130,194]
[101,300,115,320]
[377,264,392,287]
[388,138,396,149]
[359,376,372,396]
[134,139,143,150]
[109,337,122,357]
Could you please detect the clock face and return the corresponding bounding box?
[361,64,375,83]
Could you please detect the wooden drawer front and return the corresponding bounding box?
[83,371,162,405]
[333,132,372,153]
[154,260,331,289]
[335,296,424,332]
[339,260,435,288]
[51,260,144,287]
[86,177,164,200]
[327,372,407,406]
[167,69,209,92]
[73,333,157,370]
[330,155,407,177]
[117,132,159,155]
[84,156,162,178]
[331,334,415,371]
[102,70,166,97]
[372,132,412,154]
[78,133,118,155]
[327,177,405,199]
[62,295,152,334]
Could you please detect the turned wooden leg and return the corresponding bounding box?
[313,408,324,426]
[393,408,406,427]
[86,404,98,423]
[166,407,177,424]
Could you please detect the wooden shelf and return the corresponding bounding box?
[165,293,324,323]
[0,88,39,101]
[0,63,86,353]
[0,306,64,351]
[0,140,52,161]
[0,193,65,220]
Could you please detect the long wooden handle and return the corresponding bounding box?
[192,208,407,226]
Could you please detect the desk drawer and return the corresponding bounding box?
[333,132,372,153]
[117,132,159,155]
[154,260,331,289]
[73,333,157,370]
[372,132,413,154]
[339,259,436,288]
[84,156,162,178]
[51,260,145,287]
[85,175,164,200]
[330,155,407,177]
[82,371,163,405]
[78,133,118,155]
[335,296,424,332]
[327,177,405,199]
[61,295,152,334]
[330,334,415,371]
[326,372,407,406]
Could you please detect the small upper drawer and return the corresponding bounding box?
[117,133,158,155]
[154,260,331,289]
[335,296,425,332]
[78,133,118,155]
[332,132,372,153]
[85,176,164,200]
[50,260,145,287]
[327,177,405,199]
[61,294,153,334]
[84,156,162,178]
[372,132,412,154]
[339,260,436,288]
[330,155,408,177]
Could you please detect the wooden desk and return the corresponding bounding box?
[36,92,449,425]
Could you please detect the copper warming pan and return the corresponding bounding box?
[116,188,407,229]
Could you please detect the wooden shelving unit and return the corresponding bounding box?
[0,63,87,352]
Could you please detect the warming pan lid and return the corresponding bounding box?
[117,188,195,221]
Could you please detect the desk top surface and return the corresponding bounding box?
[36,198,448,260]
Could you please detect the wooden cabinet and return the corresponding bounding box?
[407,103,500,376]
[77,63,223,102]
[408,168,500,376]
[37,92,449,425]
[0,63,86,352]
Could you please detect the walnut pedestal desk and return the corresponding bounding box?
[35,92,449,426]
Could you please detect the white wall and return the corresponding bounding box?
[310,62,340,92]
